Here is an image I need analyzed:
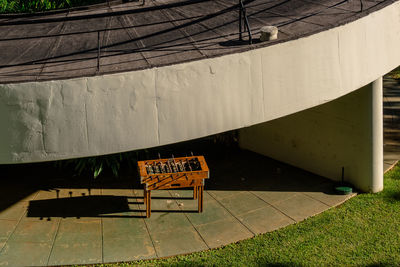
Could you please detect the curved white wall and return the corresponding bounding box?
[239,80,384,192]
[1,1,400,163]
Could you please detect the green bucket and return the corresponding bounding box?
[335,186,353,195]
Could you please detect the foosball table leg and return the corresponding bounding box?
[193,186,198,199]
[198,185,204,213]
[144,189,151,218]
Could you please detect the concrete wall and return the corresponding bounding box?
[1,1,400,163]
[239,82,383,192]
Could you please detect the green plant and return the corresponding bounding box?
[389,66,400,79]
[55,151,139,179]
[0,0,106,13]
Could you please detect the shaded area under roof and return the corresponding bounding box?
[0,0,396,84]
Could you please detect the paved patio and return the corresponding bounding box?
[0,149,355,266]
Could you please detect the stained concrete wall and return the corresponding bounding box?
[1,1,400,163]
[239,82,383,192]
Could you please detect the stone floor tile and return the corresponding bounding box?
[272,193,330,222]
[207,190,245,201]
[48,241,102,266]
[54,218,101,244]
[185,195,236,226]
[384,161,396,172]
[151,227,208,258]
[168,189,196,199]
[67,188,101,197]
[144,212,192,234]
[102,217,148,238]
[0,241,51,267]
[34,189,65,200]
[8,219,59,243]
[195,217,253,248]
[102,188,135,197]
[103,234,156,263]
[0,220,18,244]
[236,206,294,234]
[303,183,356,207]
[0,203,27,221]
[217,191,267,216]
[251,190,299,205]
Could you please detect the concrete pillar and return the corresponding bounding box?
[239,81,384,193]
[371,77,383,192]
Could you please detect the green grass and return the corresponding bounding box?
[0,0,106,13]
[389,66,400,79]
[91,164,400,266]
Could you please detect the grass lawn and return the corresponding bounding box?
[91,164,400,266]
[0,0,105,13]
[389,66,400,79]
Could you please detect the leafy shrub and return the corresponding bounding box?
[0,0,106,13]
[55,151,139,179]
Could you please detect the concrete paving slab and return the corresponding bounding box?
[167,190,211,213]
[168,189,197,199]
[103,235,156,263]
[48,219,102,266]
[272,193,330,222]
[185,194,235,226]
[151,226,208,258]
[53,218,102,244]
[34,189,67,200]
[217,191,271,216]
[302,183,356,207]
[144,212,192,234]
[48,241,102,266]
[384,161,396,172]
[0,220,17,245]
[7,219,59,243]
[0,203,27,221]
[195,216,253,249]
[0,241,51,267]
[236,206,294,235]
[251,190,300,205]
[102,188,135,196]
[102,217,148,238]
[67,188,102,197]
[207,190,246,201]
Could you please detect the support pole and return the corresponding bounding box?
[371,77,383,192]
[238,0,252,44]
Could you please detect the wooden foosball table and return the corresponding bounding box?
[137,156,209,218]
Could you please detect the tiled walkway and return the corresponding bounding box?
[0,77,399,266]
[0,150,355,266]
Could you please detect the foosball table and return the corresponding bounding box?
[137,155,209,218]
